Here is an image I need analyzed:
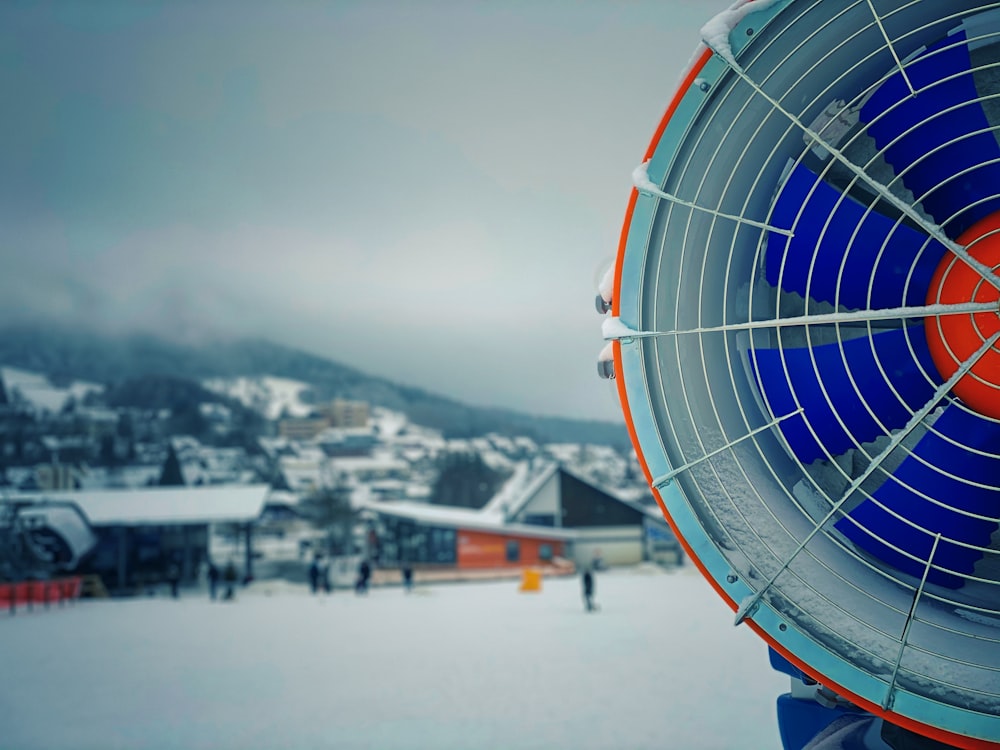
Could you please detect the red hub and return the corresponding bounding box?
[924,213,1000,420]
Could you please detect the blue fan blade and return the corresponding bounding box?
[836,405,1000,588]
[750,327,940,464]
[861,31,1000,238]
[766,163,946,309]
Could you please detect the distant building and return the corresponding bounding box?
[277,400,369,441]
[317,427,376,457]
[8,484,270,593]
[365,502,572,569]
[319,399,369,428]
[257,490,306,530]
[40,435,91,465]
[330,454,408,483]
[59,406,119,442]
[361,463,682,571]
[502,464,681,568]
[278,417,330,441]
[277,456,325,494]
[36,462,82,491]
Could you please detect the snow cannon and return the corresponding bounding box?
[601,1,1000,748]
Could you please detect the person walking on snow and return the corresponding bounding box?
[222,560,238,601]
[356,559,371,594]
[167,561,181,599]
[582,566,596,612]
[309,554,321,594]
[321,557,331,594]
[207,560,220,601]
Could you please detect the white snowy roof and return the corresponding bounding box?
[329,454,408,473]
[482,461,664,524]
[544,443,585,463]
[371,407,408,437]
[11,484,271,526]
[360,499,575,541]
[264,490,301,507]
[480,461,557,517]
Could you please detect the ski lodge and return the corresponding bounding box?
[360,464,681,571]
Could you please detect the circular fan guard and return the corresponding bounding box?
[608,1,1000,746]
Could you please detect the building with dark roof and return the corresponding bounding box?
[362,463,681,571]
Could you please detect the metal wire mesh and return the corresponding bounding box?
[618,0,1000,739]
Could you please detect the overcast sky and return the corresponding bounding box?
[0,1,723,422]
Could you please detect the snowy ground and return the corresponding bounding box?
[2,564,788,750]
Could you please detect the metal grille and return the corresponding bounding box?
[611,0,1000,742]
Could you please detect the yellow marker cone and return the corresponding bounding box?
[519,568,542,592]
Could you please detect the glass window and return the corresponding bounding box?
[539,543,553,561]
[506,540,520,562]
[523,513,555,527]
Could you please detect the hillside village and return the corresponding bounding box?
[0,366,649,500]
[0,366,678,595]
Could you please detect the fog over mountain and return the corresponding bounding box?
[0,324,629,446]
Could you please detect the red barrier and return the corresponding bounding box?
[1,576,83,615]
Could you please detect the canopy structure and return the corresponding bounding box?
[5,485,270,591]
[13,485,272,527]
[605,1,1000,747]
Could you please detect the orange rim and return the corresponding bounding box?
[609,42,1000,750]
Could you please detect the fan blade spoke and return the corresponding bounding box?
[766,163,946,310]
[836,406,1000,588]
[861,31,1000,238]
[750,327,940,464]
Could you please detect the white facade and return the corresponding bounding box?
[570,526,644,568]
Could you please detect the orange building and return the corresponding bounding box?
[361,464,681,572]
[457,528,563,568]
[363,502,572,570]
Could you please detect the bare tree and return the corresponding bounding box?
[299,482,356,556]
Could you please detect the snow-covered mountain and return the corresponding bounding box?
[0,324,628,445]
[1,366,103,413]
[203,376,314,420]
